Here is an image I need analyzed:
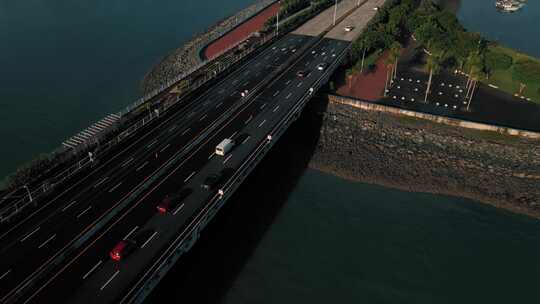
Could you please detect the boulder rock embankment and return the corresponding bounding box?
[309,99,540,218]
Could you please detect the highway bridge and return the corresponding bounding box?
[0,0,384,303]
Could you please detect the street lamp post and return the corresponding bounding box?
[333,0,338,26]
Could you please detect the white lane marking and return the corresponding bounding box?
[173,203,185,216]
[38,234,56,249]
[77,206,92,219]
[286,93,292,99]
[199,114,208,121]
[169,125,177,133]
[260,103,267,110]
[136,161,149,172]
[230,91,236,97]
[93,177,109,188]
[62,200,77,212]
[181,128,190,136]
[297,81,303,87]
[83,260,103,280]
[273,105,280,113]
[242,81,249,87]
[223,154,233,164]
[100,270,120,291]
[273,90,280,97]
[208,152,215,160]
[245,115,253,125]
[307,72,312,78]
[242,136,250,145]
[160,143,170,153]
[258,119,266,128]
[0,269,11,280]
[184,171,196,183]
[20,226,41,242]
[123,226,139,240]
[232,79,239,85]
[141,231,158,249]
[146,139,158,149]
[121,157,134,167]
[286,80,291,85]
[108,182,123,193]
[215,101,223,108]
[230,131,238,138]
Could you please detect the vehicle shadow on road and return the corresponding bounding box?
[145,94,330,303]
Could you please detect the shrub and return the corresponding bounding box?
[485,50,513,71]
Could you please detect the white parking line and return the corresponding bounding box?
[242,81,249,87]
[286,80,291,85]
[230,91,236,97]
[123,226,139,240]
[230,131,238,138]
[0,269,11,280]
[208,152,215,160]
[146,139,158,149]
[242,136,251,145]
[141,231,158,249]
[273,105,280,113]
[286,93,292,99]
[121,157,134,167]
[187,111,196,118]
[297,82,303,87]
[169,125,177,133]
[94,177,109,188]
[62,200,77,212]
[184,171,196,183]
[245,115,253,124]
[20,227,40,242]
[260,103,267,109]
[38,234,56,249]
[273,90,280,97]
[181,128,190,136]
[160,143,170,153]
[258,119,266,128]
[77,206,92,219]
[136,161,149,172]
[83,260,103,280]
[199,114,207,121]
[215,101,223,108]
[232,79,239,85]
[100,270,120,291]
[108,182,123,193]
[173,203,185,216]
[223,154,233,164]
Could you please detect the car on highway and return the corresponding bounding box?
[156,188,192,214]
[296,70,307,78]
[317,63,327,71]
[216,138,235,156]
[110,239,137,261]
[202,171,223,190]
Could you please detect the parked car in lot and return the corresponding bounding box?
[110,239,137,261]
[344,25,354,32]
[296,70,307,78]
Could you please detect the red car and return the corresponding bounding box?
[156,189,192,214]
[110,239,136,261]
[156,195,172,214]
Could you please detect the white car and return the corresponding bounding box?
[344,26,354,32]
[317,63,327,71]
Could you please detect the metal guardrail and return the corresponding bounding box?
[0,31,277,224]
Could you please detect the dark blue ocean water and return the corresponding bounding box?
[0,0,255,184]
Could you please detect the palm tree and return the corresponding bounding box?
[423,51,442,103]
[389,41,402,80]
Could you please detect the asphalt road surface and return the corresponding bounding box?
[0,33,314,303]
[23,35,349,304]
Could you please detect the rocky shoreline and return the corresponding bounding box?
[309,99,540,218]
[141,0,276,95]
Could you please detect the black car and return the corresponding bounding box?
[202,172,223,190]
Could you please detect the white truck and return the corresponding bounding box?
[215,138,235,156]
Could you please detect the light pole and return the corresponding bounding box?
[24,185,33,203]
[333,0,338,26]
[276,10,279,36]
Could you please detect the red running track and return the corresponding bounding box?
[204,2,280,60]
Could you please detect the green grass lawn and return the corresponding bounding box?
[481,45,540,104]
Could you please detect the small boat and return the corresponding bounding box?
[495,0,526,12]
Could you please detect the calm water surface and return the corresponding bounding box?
[0,0,255,183]
[0,1,539,303]
[457,0,540,57]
